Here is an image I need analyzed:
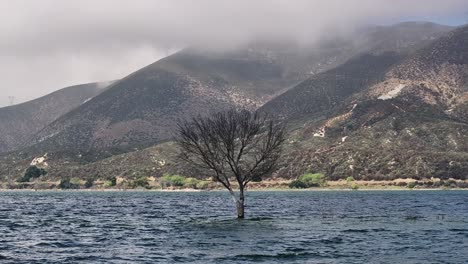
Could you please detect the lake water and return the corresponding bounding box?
[0,190,467,263]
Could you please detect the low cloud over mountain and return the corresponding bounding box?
[1,0,467,106]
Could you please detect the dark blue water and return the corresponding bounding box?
[0,190,467,263]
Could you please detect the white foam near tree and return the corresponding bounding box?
[378,84,406,100]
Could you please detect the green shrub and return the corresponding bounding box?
[103,176,117,188]
[442,180,457,188]
[59,178,70,189]
[408,182,416,189]
[299,173,327,187]
[132,176,150,189]
[109,176,117,187]
[103,181,114,188]
[183,177,200,189]
[346,176,355,182]
[18,166,47,182]
[195,181,210,190]
[288,173,327,189]
[84,178,94,188]
[351,183,359,190]
[70,178,82,186]
[59,177,80,189]
[289,180,308,189]
[161,174,186,187]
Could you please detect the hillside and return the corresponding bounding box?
[261,22,460,120]
[0,22,463,184]
[18,22,453,160]
[259,52,403,120]
[376,24,468,108]
[0,82,109,154]
[25,49,305,159]
[263,24,468,180]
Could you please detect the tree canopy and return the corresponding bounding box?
[177,109,285,218]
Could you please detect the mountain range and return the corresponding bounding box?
[1,21,466,183]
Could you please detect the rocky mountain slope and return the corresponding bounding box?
[259,52,403,120]
[0,82,109,154]
[260,22,459,120]
[263,24,468,180]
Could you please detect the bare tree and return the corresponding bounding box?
[176,109,286,218]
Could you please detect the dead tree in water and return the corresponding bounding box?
[176,109,285,218]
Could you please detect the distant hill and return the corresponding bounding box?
[0,82,109,154]
[20,22,453,160]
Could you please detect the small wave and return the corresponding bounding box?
[285,247,307,252]
[404,215,424,221]
[342,228,387,233]
[370,228,388,232]
[449,228,468,232]
[35,241,81,248]
[222,251,321,261]
[320,237,344,244]
[343,229,369,233]
[247,217,274,221]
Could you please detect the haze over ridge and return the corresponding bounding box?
[1,0,467,107]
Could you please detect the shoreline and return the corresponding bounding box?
[2,178,467,192]
[1,187,467,192]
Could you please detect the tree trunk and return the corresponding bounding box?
[236,199,245,219]
[237,187,245,219]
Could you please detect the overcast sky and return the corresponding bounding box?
[1,0,467,107]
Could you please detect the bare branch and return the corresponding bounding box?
[175,108,286,218]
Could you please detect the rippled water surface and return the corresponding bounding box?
[0,190,467,263]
